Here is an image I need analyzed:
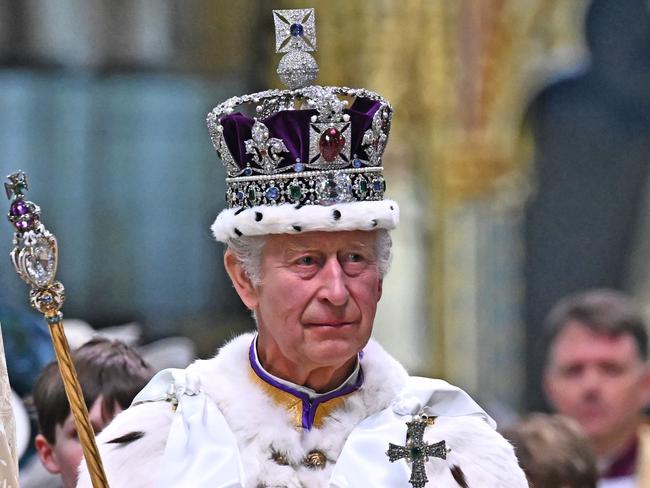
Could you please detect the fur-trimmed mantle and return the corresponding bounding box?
[77,334,526,487]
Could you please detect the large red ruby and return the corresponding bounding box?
[319,128,345,162]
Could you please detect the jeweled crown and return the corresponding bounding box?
[206,8,393,210]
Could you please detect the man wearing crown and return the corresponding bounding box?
[77,9,526,488]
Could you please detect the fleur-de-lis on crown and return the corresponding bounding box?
[362,109,389,166]
[245,121,289,173]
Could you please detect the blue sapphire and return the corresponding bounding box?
[244,167,253,176]
[293,162,305,172]
[353,158,363,168]
[265,187,280,201]
[372,179,385,192]
[290,23,304,37]
[236,191,245,203]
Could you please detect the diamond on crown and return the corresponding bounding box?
[245,121,289,173]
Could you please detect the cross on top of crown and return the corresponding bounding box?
[5,171,28,200]
[273,8,317,53]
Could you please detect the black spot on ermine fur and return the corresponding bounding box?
[333,210,341,220]
[255,212,263,222]
[234,228,242,236]
[107,431,145,446]
[235,207,246,215]
[450,465,469,488]
[292,225,302,232]
[371,219,378,227]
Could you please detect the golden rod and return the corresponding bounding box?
[5,171,109,488]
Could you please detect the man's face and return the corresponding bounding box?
[35,396,121,488]
[231,230,383,382]
[544,321,650,450]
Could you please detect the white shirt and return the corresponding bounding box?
[598,475,635,488]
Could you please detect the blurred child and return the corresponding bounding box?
[504,413,598,488]
[32,338,153,488]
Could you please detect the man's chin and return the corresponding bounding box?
[580,420,616,441]
[305,341,360,366]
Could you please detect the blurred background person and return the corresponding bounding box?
[543,289,650,488]
[503,413,597,488]
[25,338,153,488]
[525,0,650,413]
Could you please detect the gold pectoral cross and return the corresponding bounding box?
[386,416,448,488]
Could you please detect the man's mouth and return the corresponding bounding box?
[579,406,606,419]
[305,321,353,328]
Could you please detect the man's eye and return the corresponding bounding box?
[347,253,363,262]
[560,365,583,378]
[601,363,625,376]
[297,256,316,265]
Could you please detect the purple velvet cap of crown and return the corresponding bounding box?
[220,97,381,171]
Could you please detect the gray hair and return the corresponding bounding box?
[226,229,393,286]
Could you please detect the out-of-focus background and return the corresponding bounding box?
[0,0,649,451]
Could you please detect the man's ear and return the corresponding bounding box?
[639,363,650,407]
[224,249,259,310]
[35,433,61,474]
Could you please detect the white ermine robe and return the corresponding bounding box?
[77,333,526,487]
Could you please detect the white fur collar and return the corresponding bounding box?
[187,333,408,488]
[78,333,527,488]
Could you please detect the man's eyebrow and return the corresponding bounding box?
[280,244,318,260]
[283,244,314,254]
[280,239,374,258]
[346,240,370,249]
[287,240,370,250]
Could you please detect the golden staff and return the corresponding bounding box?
[5,171,109,488]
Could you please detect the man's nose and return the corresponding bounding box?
[580,368,603,395]
[317,257,349,306]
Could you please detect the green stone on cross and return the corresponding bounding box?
[409,446,423,459]
[386,417,448,488]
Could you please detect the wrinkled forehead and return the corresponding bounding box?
[263,229,378,255]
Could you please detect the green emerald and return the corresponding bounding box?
[289,183,302,201]
[358,179,368,195]
[409,446,423,459]
[248,188,257,201]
